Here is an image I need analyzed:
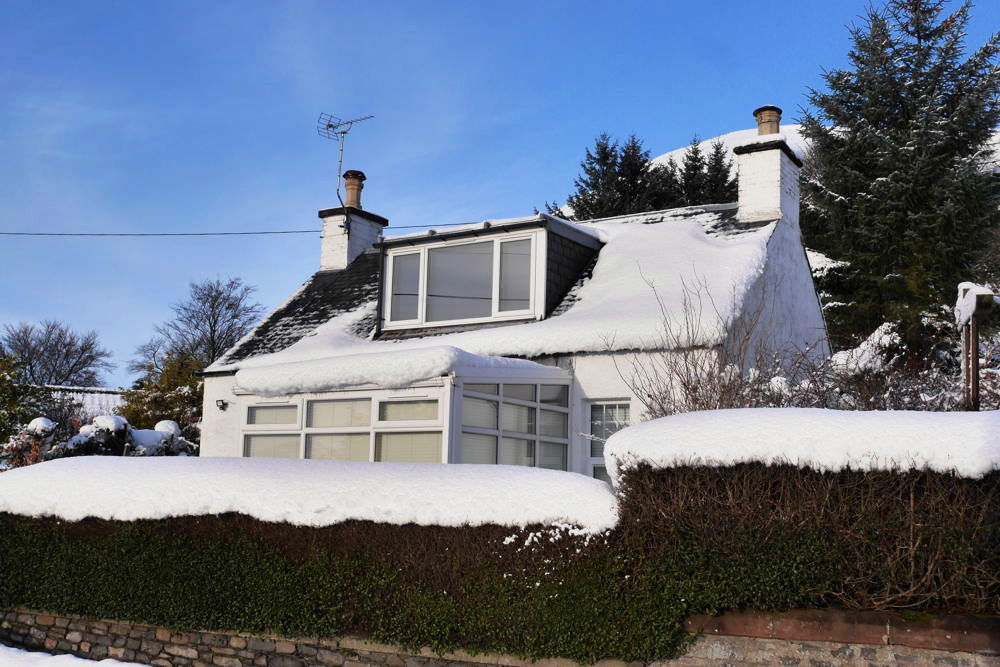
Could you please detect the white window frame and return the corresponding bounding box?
[241,384,450,463]
[383,230,546,330]
[586,399,632,482]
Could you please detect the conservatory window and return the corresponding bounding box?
[306,433,370,461]
[384,234,538,328]
[459,381,570,471]
[375,432,442,463]
[306,399,370,427]
[247,405,297,425]
[244,433,299,458]
[378,400,438,421]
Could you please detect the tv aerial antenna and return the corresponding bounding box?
[317,113,374,207]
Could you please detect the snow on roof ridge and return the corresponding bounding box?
[0,457,618,532]
[43,385,124,394]
[576,202,738,225]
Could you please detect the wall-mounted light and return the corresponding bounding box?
[216,399,228,411]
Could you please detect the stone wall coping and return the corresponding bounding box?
[684,608,1000,655]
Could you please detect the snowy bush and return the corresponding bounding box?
[1,414,197,471]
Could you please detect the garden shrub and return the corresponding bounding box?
[0,464,996,662]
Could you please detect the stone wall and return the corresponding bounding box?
[1,608,997,667]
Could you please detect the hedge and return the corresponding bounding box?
[0,463,996,663]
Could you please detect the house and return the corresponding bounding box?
[200,105,829,482]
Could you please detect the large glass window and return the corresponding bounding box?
[390,253,420,321]
[426,241,493,322]
[247,405,297,425]
[499,239,531,311]
[306,433,370,461]
[379,400,438,421]
[459,382,570,470]
[307,399,370,427]
[375,432,442,463]
[244,434,299,458]
[590,403,631,458]
[385,235,536,327]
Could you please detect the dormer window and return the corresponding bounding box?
[383,232,543,329]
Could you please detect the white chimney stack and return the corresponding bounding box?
[733,105,802,225]
[319,169,388,271]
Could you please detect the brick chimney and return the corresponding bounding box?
[319,169,388,271]
[733,105,803,224]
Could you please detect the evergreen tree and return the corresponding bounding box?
[0,356,50,441]
[703,140,738,203]
[551,134,740,219]
[800,0,1000,348]
[119,354,202,435]
[679,137,707,205]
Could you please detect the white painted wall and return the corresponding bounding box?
[320,211,384,271]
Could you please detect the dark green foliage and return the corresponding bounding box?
[0,356,50,440]
[800,0,1000,348]
[0,465,995,662]
[549,135,736,220]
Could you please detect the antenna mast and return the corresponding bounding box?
[316,113,374,207]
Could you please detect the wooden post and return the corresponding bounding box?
[958,284,995,411]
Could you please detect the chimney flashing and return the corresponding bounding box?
[733,139,803,168]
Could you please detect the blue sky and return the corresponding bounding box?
[2,0,998,388]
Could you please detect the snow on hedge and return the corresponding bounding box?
[0,644,137,665]
[605,408,1000,483]
[0,457,618,532]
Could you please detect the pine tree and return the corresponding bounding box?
[551,134,739,219]
[557,133,622,220]
[0,356,50,441]
[679,137,707,205]
[703,140,738,204]
[800,0,1000,348]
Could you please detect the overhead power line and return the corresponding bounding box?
[0,221,497,237]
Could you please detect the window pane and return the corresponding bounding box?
[244,434,299,458]
[590,403,630,457]
[540,385,568,407]
[502,384,535,402]
[426,241,494,321]
[502,403,535,434]
[247,405,297,425]
[462,396,498,429]
[499,437,534,467]
[379,400,438,421]
[375,432,442,463]
[539,442,567,470]
[461,432,496,464]
[306,434,370,461]
[307,399,370,427]
[390,253,420,321]
[464,383,498,395]
[539,409,568,438]
[593,466,612,485]
[499,239,531,311]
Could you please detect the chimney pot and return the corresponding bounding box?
[343,169,366,208]
[752,105,782,135]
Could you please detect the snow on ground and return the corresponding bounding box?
[0,457,618,532]
[222,207,777,395]
[0,644,138,665]
[604,408,1000,484]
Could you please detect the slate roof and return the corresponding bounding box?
[208,202,769,373]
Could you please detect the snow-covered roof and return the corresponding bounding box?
[0,457,618,532]
[45,385,125,417]
[605,408,1000,483]
[207,202,792,395]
